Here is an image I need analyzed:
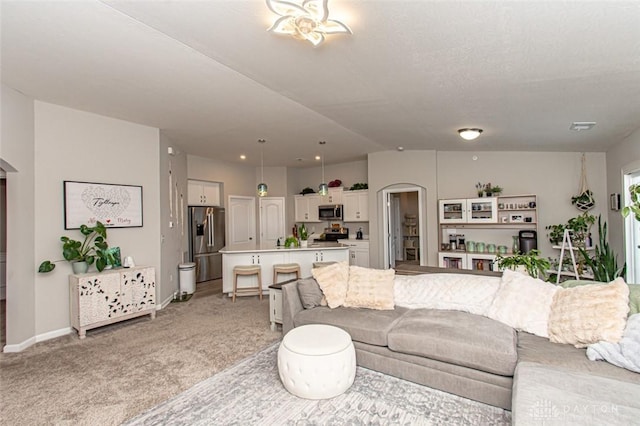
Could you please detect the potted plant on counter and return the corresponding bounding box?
[38,221,109,274]
[298,224,309,248]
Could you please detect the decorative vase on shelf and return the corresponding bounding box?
[512,236,519,254]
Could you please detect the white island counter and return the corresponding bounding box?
[220,243,349,296]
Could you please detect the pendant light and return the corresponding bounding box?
[257,139,268,197]
[318,141,328,196]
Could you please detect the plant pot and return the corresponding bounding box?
[300,240,308,248]
[71,261,89,274]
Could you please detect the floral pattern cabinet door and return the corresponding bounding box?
[69,266,156,339]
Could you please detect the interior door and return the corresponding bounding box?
[386,193,396,268]
[228,195,256,245]
[259,197,285,246]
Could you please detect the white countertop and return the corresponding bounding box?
[220,242,350,254]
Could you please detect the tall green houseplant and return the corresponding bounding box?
[579,215,625,282]
[38,222,109,273]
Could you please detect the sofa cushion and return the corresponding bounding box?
[387,309,517,376]
[393,273,500,316]
[548,277,629,348]
[293,306,409,347]
[513,361,640,426]
[312,261,350,308]
[560,279,640,316]
[343,266,395,310]
[486,269,558,338]
[296,278,325,309]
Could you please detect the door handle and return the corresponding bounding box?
[207,213,214,246]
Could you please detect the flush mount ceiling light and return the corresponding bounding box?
[318,141,328,196]
[458,128,483,141]
[266,0,352,47]
[257,139,268,197]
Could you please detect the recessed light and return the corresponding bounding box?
[315,155,321,160]
[397,146,404,151]
[240,154,246,160]
[570,122,596,131]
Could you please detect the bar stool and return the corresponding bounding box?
[232,265,262,302]
[273,263,301,284]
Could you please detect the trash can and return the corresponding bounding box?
[178,262,196,294]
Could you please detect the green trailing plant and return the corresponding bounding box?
[490,185,503,195]
[496,249,551,279]
[579,215,626,282]
[571,189,594,207]
[546,223,566,245]
[38,222,109,273]
[622,183,640,222]
[300,187,315,195]
[284,236,299,248]
[349,182,368,190]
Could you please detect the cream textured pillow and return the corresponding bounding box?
[343,266,395,310]
[548,277,630,348]
[485,269,558,337]
[311,261,350,308]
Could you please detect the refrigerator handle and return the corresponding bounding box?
[208,212,215,246]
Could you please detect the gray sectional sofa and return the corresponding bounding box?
[281,268,640,425]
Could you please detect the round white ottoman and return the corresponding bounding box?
[278,324,356,399]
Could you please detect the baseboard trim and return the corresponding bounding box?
[159,294,173,309]
[3,327,72,353]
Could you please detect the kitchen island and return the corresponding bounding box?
[220,242,349,296]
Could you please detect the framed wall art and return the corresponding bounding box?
[64,181,143,229]
[509,214,524,223]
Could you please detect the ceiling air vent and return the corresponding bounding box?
[570,122,596,131]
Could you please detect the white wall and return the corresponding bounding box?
[368,151,439,268]
[187,154,257,204]
[33,102,161,336]
[606,129,640,269]
[1,84,37,349]
[437,151,608,258]
[159,134,188,304]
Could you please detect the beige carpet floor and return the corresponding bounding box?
[0,280,281,425]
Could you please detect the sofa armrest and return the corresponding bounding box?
[282,281,303,335]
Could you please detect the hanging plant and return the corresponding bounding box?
[573,154,595,211]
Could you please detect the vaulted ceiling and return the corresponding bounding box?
[2,1,639,167]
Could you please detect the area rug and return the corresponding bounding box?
[124,343,511,425]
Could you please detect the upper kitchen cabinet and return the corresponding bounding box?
[439,198,497,224]
[343,190,369,222]
[188,180,221,206]
[294,194,321,222]
[319,187,343,205]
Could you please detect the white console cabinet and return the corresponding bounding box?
[69,266,156,339]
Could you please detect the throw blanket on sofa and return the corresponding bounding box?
[586,314,640,373]
[393,273,501,316]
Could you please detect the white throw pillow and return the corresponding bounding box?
[393,273,501,316]
[486,269,558,337]
[311,261,349,308]
[343,266,395,310]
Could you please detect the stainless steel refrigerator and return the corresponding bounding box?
[189,206,225,282]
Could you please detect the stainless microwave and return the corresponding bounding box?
[318,204,343,221]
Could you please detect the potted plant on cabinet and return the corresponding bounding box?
[38,221,109,274]
[496,250,551,279]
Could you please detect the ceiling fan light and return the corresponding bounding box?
[458,128,483,141]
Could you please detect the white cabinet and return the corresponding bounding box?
[439,198,497,224]
[188,180,221,206]
[294,194,321,222]
[344,240,370,267]
[320,187,343,204]
[69,266,156,339]
[269,284,283,331]
[222,252,286,294]
[438,252,497,272]
[343,190,369,222]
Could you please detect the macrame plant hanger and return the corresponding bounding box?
[574,153,595,212]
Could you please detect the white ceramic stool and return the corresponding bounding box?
[278,324,356,399]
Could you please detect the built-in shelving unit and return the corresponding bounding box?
[438,195,538,271]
